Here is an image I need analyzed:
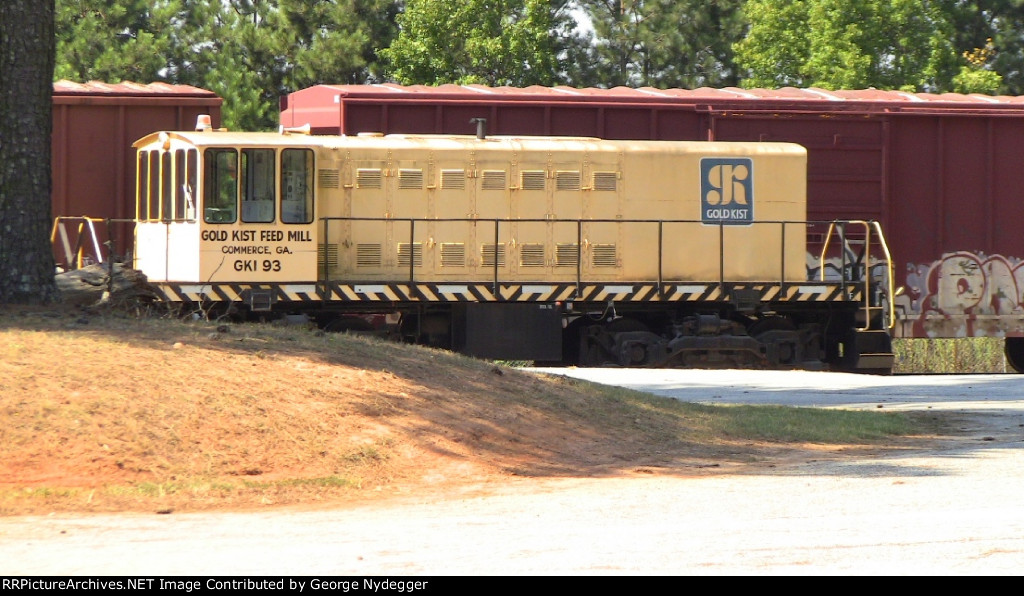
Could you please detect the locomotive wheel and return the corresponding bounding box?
[748,316,799,366]
[577,317,649,367]
[1005,338,1024,373]
[607,318,653,366]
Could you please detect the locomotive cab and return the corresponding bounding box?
[133,128,319,308]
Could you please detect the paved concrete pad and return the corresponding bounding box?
[529,368,1024,413]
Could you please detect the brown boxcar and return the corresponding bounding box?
[52,80,222,268]
[281,84,1024,357]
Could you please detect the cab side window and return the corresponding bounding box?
[175,149,198,220]
[281,149,314,224]
[241,148,275,223]
[203,149,238,223]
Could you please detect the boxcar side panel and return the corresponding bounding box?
[713,114,886,223]
[891,114,1024,337]
[56,105,122,219]
[991,122,1024,253]
[486,105,548,135]
[51,82,221,268]
[941,117,992,253]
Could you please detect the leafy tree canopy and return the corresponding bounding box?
[578,0,745,88]
[55,0,169,82]
[56,0,398,130]
[381,0,581,86]
[734,0,999,93]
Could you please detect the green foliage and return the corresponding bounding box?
[579,0,745,88]
[55,0,169,82]
[954,66,1004,94]
[735,0,963,92]
[728,0,810,88]
[381,0,574,86]
[49,0,1024,127]
[949,1,1024,95]
[279,0,399,87]
[55,0,398,130]
[952,36,1003,94]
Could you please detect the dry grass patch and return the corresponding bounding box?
[0,304,951,515]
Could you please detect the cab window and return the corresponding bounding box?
[281,149,314,224]
[241,148,275,223]
[175,149,198,220]
[203,149,237,223]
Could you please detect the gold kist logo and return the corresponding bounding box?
[701,158,753,225]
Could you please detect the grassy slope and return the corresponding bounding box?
[0,305,947,515]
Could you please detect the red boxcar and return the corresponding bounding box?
[52,80,222,267]
[281,84,1024,345]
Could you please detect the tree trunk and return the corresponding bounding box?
[0,0,60,304]
[55,263,160,308]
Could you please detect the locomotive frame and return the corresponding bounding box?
[129,118,895,372]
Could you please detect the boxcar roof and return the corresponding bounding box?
[54,80,219,98]
[288,83,1024,113]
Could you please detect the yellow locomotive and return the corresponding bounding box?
[132,117,895,371]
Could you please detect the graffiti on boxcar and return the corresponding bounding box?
[900,252,1024,338]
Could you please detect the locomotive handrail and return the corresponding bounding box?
[51,216,135,271]
[869,220,896,330]
[319,216,873,300]
[52,216,106,270]
[819,220,895,330]
[51,216,139,301]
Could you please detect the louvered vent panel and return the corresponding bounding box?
[555,244,580,267]
[317,243,339,269]
[592,244,618,267]
[318,169,340,189]
[440,243,466,267]
[398,169,423,189]
[593,172,618,191]
[481,170,507,190]
[397,243,423,267]
[556,171,581,191]
[520,170,546,190]
[520,244,545,267]
[356,168,382,189]
[356,243,382,267]
[481,244,506,267]
[441,169,466,190]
